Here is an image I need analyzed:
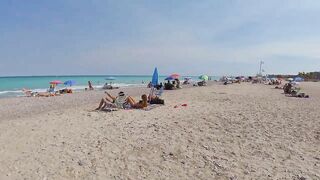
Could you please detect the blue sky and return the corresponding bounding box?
[0,0,320,76]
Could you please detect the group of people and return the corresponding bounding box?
[265,79,282,85]
[95,87,164,111]
[164,79,181,90]
[96,91,148,110]
[282,82,309,98]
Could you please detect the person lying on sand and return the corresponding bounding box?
[96,91,127,110]
[59,88,73,94]
[102,83,119,90]
[22,89,56,97]
[126,94,148,109]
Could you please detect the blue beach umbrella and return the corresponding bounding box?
[165,76,174,81]
[151,67,159,86]
[64,80,76,86]
[294,77,304,82]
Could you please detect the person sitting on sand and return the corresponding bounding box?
[96,91,127,110]
[59,88,73,94]
[175,79,181,89]
[283,83,293,94]
[197,80,207,86]
[126,94,148,109]
[148,85,165,104]
[164,81,174,90]
[48,84,55,93]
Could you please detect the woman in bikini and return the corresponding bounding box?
[126,94,148,109]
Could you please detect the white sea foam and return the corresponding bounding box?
[0,83,145,98]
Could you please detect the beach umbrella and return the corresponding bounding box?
[151,67,159,86]
[105,77,116,80]
[199,75,209,81]
[165,76,174,81]
[64,80,76,86]
[170,73,180,79]
[50,80,62,85]
[294,77,304,82]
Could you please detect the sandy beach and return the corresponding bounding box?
[0,82,319,179]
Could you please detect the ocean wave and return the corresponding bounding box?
[0,90,22,94]
[0,83,146,98]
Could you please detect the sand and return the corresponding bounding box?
[0,82,319,179]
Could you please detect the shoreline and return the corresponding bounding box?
[0,82,212,121]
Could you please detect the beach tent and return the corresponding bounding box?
[151,67,159,86]
[287,78,294,81]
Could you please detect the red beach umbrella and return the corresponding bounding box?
[170,73,180,79]
[49,80,62,84]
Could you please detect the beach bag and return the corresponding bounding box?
[150,97,165,105]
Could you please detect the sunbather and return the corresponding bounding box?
[283,83,293,94]
[96,91,127,110]
[148,85,165,104]
[198,81,207,86]
[22,89,55,97]
[59,88,73,94]
[102,83,119,90]
[126,94,148,109]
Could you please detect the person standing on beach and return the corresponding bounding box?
[88,81,94,90]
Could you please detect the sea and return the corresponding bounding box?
[0,75,219,98]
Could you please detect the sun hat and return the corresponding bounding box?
[118,91,125,96]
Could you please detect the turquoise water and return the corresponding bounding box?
[0,75,219,98]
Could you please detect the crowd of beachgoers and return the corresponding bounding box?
[17,74,312,116]
[18,73,212,112]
